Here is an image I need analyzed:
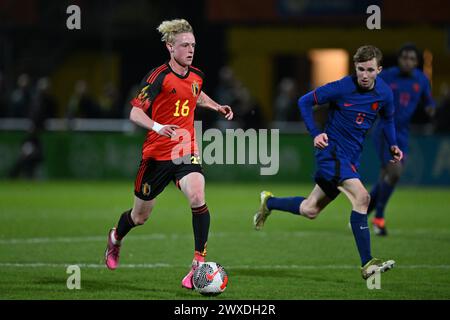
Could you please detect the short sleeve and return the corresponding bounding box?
[130,70,165,113]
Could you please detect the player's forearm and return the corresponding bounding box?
[197,91,220,111]
[381,116,397,147]
[129,107,157,131]
[298,92,321,138]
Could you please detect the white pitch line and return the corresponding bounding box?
[0,234,171,244]
[0,262,172,268]
[0,262,449,270]
[0,229,449,245]
[0,232,324,245]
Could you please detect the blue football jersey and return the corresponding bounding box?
[299,75,396,164]
[377,66,435,134]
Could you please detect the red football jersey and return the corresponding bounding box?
[130,63,204,161]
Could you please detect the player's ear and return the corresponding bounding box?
[377,65,383,74]
[166,42,174,53]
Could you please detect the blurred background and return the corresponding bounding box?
[0,0,449,185]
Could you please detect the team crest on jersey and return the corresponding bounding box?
[191,81,200,97]
[371,102,379,111]
[142,182,151,196]
[413,83,420,93]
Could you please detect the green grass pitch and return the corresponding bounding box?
[0,180,449,299]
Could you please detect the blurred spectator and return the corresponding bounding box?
[195,100,218,130]
[9,76,57,179]
[274,77,300,121]
[234,82,266,130]
[196,65,238,130]
[0,70,7,118]
[215,66,237,107]
[9,73,32,118]
[208,66,240,129]
[66,80,101,119]
[123,84,139,118]
[213,65,265,129]
[29,77,58,130]
[98,82,122,118]
[8,126,43,179]
[433,82,450,133]
[0,70,6,118]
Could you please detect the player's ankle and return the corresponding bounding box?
[111,229,122,245]
[194,251,206,263]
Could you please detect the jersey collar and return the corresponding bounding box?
[351,75,378,94]
[166,61,191,79]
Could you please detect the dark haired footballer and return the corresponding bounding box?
[368,43,435,236]
[254,45,403,280]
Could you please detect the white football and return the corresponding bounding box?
[192,262,228,296]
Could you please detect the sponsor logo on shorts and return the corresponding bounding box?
[191,155,200,164]
[142,182,151,196]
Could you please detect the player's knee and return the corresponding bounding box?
[188,191,205,208]
[355,192,370,209]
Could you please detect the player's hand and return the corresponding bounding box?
[157,124,179,138]
[314,133,328,149]
[218,105,233,120]
[389,145,403,163]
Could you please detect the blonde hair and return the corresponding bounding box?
[157,19,193,44]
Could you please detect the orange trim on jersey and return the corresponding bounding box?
[189,65,202,73]
[150,65,168,82]
[313,90,318,105]
[146,65,163,83]
[147,64,168,84]
[149,65,168,84]
[134,161,146,192]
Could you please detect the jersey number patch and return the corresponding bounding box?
[399,92,410,107]
[355,112,366,125]
[173,99,190,117]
